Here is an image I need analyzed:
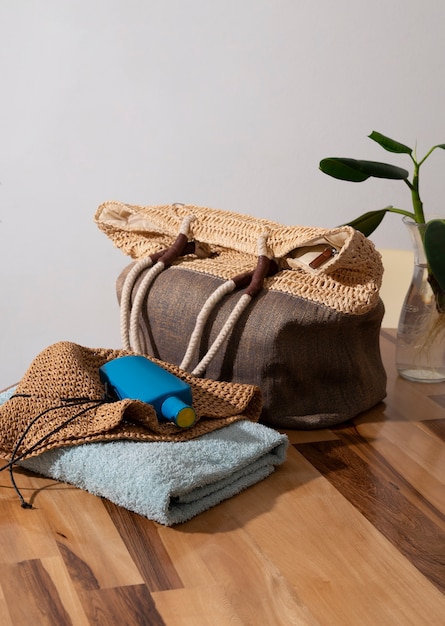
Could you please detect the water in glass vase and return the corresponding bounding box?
[396,219,445,383]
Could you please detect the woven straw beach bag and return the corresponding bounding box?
[95,201,386,429]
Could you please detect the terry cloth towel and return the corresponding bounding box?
[0,388,288,525]
[0,342,263,460]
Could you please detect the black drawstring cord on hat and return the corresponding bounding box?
[0,392,114,508]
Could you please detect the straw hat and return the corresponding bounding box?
[0,341,262,461]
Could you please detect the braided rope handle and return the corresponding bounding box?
[129,261,166,354]
[120,219,273,377]
[189,292,252,376]
[120,256,154,350]
[120,216,196,351]
[179,279,237,371]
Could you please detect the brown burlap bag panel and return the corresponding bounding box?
[0,342,262,460]
[95,201,383,315]
[117,265,386,429]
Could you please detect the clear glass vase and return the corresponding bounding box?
[396,217,445,382]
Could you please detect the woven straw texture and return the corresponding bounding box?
[0,342,262,459]
[95,201,383,316]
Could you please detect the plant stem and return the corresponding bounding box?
[410,159,425,224]
[386,206,417,220]
[418,145,439,167]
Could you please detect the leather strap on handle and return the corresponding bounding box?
[120,227,277,377]
[121,216,197,351]
[189,248,278,377]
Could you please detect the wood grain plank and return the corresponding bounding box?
[378,375,445,422]
[220,446,445,625]
[57,542,100,592]
[152,586,246,626]
[423,418,445,441]
[41,554,91,624]
[295,438,445,594]
[380,328,396,344]
[0,583,14,626]
[379,332,445,422]
[102,500,184,592]
[80,584,165,626]
[0,471,62,564]
[157,509,320,626]
[1,559,74,625]
[280,428,339,445]
[429,394,445,409]
[35,487,144,590]
[351,419,445,518]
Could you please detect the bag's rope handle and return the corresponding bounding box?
[121,215,196,352]
[183,237,276,375]
[179,269,254,371]
[120,223,277,376]
[129,263,166,354]
[120,255,154,350]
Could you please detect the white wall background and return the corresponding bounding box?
[1,0,445,383]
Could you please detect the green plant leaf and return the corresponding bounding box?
[424,219,445,292]
[319,158,370,182]
[369,131,413,154]
[433,144,445,150]
[356,160,409,179]
[319,157,409,182]
[344,208,389,236]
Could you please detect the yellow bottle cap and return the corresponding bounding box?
[176,407,196,428]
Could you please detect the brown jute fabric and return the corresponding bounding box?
[117,265,386,428]
[95,201,387,429]
[0,342,262,460]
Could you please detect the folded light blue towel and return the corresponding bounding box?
[1,387,288,525]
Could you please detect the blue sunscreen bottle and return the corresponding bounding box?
[99,355,196,428]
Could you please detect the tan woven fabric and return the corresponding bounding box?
[0,342,262,460]
[95,201,383,315]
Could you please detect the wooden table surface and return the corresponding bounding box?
[1,330,444,625]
